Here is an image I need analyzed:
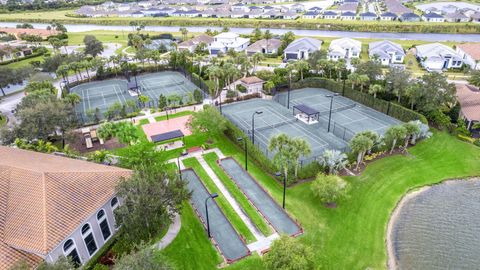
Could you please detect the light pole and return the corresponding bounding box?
[218,90,223,115]
[275,171,287,209]
[205,193,219,238]
[251,111,263,145]
[177,156,182,181]
[326,93,339,133]
[237,137,247,171]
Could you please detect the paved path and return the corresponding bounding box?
[143,109,156,123]
[154,213,181,250]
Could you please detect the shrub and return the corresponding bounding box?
[311,173,348,205]
[236,84,247,93]
[226,90,237,98]
[263,235,314,270]
[474,139,480,147]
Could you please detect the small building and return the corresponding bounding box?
[328,37,362,61]
[145,39,176,51]
[471,12,480,23]
[0,45,33,63]
[369,40,405,65]
[455,83,480,130]
[303,11,320,19]
[340,11,356,20]
[283,37,323,61]
[245,38,282,56]
[281,11,300,19]
[308,6,322,12]
[236,76,265,93]
[322,10,339,19]
[231,3,249,12]
[360,11,377,21]
[208,32,250,55]
[178,34,214,53]
[416,43,463,71]
[456,43,480,70]
[422,12,445,22]
[400,12,421,22]
[380,12,397,21]
[0,146,132,269]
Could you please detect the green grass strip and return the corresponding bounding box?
[182,157,256,243]
[203,152,272,237]
[154,110,192,122]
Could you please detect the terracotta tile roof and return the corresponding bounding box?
[240,76,264,85]
[0,146,132,269]
[245,38,282,53]
[0,27,59,39]
[456,83,480,121]
[457,43,480,61]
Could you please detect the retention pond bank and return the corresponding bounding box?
[387,178,480,270]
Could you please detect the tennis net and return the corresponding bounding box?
[320,103,356,115]
[85,91,124,100]
[256,118,298,132]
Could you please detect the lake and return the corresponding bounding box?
[388,179,480,270]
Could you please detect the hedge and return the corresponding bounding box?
[0,50,45,66]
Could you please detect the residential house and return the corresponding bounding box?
[455,83,480,130]
[416,43,463,71]
[235,76,265,93]
[0,27,58,39]
[399,12,421,22]
[456,43,480,70]
[290,3,305,12]
[0,45,33,63]
[283,37,322,60]
[303,11,320,19]
[360,11,377,20]
[380,11,397,21]
[368,40,405,65]
[178,34,214,53]
[384,0,412,15]
[0,146,132,269]
[261,9,281,18]
[470,12,480,23]
[281,11,299,19]
[308,6,322,12]
[338,3,358,12]
[322,10,339,19]
[340,11,356,20]
[231,3,249,12]
[245,38,281,55]
[328,38,362,61]
[445,12,470,22]
[208,32,250,55]
[422,12,445,22]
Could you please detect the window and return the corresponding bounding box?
[111,197,119,209]
[81,223,97,256]
[63,239,81,266]
[97,209,111,241]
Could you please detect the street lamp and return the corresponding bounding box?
[251,111,263,145]
[177,155,182,181]
[237,137,247,171]
[275,171,287,209]
[205,193,219,238]
[326,93,339,133]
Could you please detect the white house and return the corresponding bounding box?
[231,3,249,12]
[303,11,320,19]
[340,11,356,20]
[208,32,250,55]
[322,10,338,19]
[0,146,132,269]
[416,43,463,71]
[369,40,405,65]
[283,37,323,60]
[380,12,397,21]
[235,76,265,93]
[328,38,362,61]
[456,43,480,70]
[422,12,445,22]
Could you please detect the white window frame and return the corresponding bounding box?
[63,239,82,265]
[81,223,98,258]
[97,209,112,241]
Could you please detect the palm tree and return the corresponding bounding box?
[316,59,329,76]
[223,63,240,91]
[68,62,81,81]
[263,30,273,54]
[65,93,82,106]
[291,138,311,178]
[179,27,189,41]
[264,80,275,95]
[349,133,373,170]
[251,52,265,73]
[138,95,150,107]
[293,60,309,80]
[268,133,294,181]
[402,122,420,149]
[384,125,407,154]
[358,74,370,93]
[206,65,223,98]
[150,50,161,71]
[319,149,348,175]
[347,73,361,91]
[368,84,383,98]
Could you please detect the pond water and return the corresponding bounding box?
[389,179,480,270]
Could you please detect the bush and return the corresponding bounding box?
[236,84,247,93]
[474,139,480,147]
[263,235,314,270]
[226,90,237,98]
[311,173,348,205]
[457,134,475,143]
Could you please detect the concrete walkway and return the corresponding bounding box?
[143,109,156,123]
[154,213,181,250]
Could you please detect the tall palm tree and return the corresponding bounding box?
[347,73,361,90]
[251,52,265,73]
[349,133,373,170]
[268,133,294,180]
[384,125,407,154]
[65,93,82,106]
[402,122,420,149]
[206,65,223,98]
[358,74,370,93]
[293,60,309,80]
[291,137,311,178]
[180,27,189,41]
[263,30,273,54]
[368,84,383,98]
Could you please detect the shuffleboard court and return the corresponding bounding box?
[181,169,250,262]
[219,158,302,236]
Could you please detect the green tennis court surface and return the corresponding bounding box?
[181,169,250,262]
[222,88,400,162]
[70,71,198,120]
[219,158,302,236]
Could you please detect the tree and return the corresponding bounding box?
[416,72,455,114]
[97,121,139,145]
[264,80,275,95]
[293,60,309,80]
[349,133,374,170]
[24,80,56,95]
[187,105,227,138]
[64,93,81,106]
[358,74,370,93]
[347,73,361,90]
[263,235,314,270]
[402,121,420,149]
[269,134,295,183]
[251,52,265,73]
[368,84,384,98]
[179,27,188,41]
[252,28,262,42]
[206,64,223,98]
[319,149,348,175]
[115,164,189,244]
[114,246,172,270]
[311,173,347,205]
[385,67,412,103]
[467,70,480,87]
[354,60,382,82]
[291,137,311,178]
[37,257,75,270]
[279,31,295,54]
[384,125,407,154]
[138,95,150,106]
[0,66,32,96]
[263,29,273,54]
[193,89,203,104]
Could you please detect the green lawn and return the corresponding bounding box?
[154,110,192,122]
[159,131,480,269]
[203,152,272,237]
[182,157,256,243]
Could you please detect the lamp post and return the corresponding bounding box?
[205,193,219,238]
[237,137,247,171]
[275,171,287,209]
[326,93,339,133]
[218,90,223,115]
[287,73,292,109]
[177,156,182,181]
[251,111,263,145]
[165,107,170,120]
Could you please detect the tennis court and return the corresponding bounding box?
[222,88,400,162]
[137,71,198,103]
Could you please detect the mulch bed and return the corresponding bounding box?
[340,148,412,176]
[67,131,125,154]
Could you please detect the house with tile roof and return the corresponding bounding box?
[455,84,480,130]
[178,34,214,53]
[233,76,265,94]
[328,38,362,61]
[0,146,132,269]
[245,38,281,56]
[283,37,323,61]
[416,43,463,71]
[400,12,421,22]
[422,12,445,22]
[322,10,339,19]
[380,11,397,20]
[369,40,405,65]
[456,43,480,70]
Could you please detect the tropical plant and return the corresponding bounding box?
[291,137,311,178]
[187,105,227,138]
[268,133,295,182]
[311,173,348,205]
[319,149,348,175]
[368,84,383,98]
[384,125,407,153]
[402,121,421,149]
[349,133,374,170]
[114,246,172,270]
[263,234,314,270]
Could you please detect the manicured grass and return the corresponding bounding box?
[159,202,223,270]
[154,110,192,122]
[138,118,150,125]
[203,152,272,237]
[182,157,256,243]
[3,54,45,69]
[161,131,480,269]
